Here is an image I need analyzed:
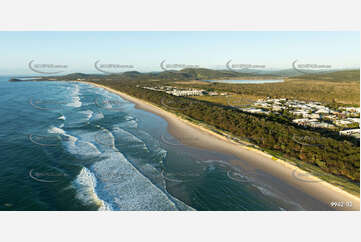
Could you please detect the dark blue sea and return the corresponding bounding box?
[0,76,322,211]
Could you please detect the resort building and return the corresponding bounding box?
[339,129,360,139]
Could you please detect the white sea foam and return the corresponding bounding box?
[90,151,184,211]
[48,126,100,157]
[93,112,104,120]
[50,125,186,210]
[79,110,93,120]
[73,167,112,210]
[72,84,80,95]
[46,84,193,210]
[66,125,191,210]
[57,115,66,120]
[61,109,94,129]
[48,126,66,135]
[67,140,101,158]
[67,96,82,108]
[112,127,148,151]
[95,128,116,148]
[115,115,138,129]
[124,115,135,121]
[255,184,304,211]
[66,84,82,108]
[48,125,109,210]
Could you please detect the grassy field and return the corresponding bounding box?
[53,69,360,106]
[174,76,360,107]
[193,94,259,106]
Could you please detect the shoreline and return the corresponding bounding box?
[81,81,360,211]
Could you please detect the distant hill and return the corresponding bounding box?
[61,73,103,79]
[290,69,360,82]
[17,68,359,84]
[251,68,305,77]
[8,78,23,82]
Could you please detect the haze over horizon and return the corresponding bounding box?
[0,31,359,75]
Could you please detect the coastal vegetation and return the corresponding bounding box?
[18,68,360,194]
[115,86,359,181]
[172,71,360,107]
[54,69,360,106]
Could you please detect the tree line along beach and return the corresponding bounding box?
[6,69,360,211]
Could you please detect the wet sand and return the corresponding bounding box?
[83,81,360,211]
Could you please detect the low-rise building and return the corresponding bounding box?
[347,118,360,124]
[339,129,360,139]
[315,108,330,114]
[272,105,283,111]
[307,113,320,119]
[335,120,353,126]
[242,108,270,115]
[309,122,335,129]
[292,118,310,125]
[291,110,309,116]
[341,107,360,113]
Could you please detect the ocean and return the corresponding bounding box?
[0,76,308,211]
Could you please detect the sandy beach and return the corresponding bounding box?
[83,81,360,211]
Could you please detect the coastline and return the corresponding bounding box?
[81,81,360,211]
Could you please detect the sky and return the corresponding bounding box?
[0,31,359,75]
